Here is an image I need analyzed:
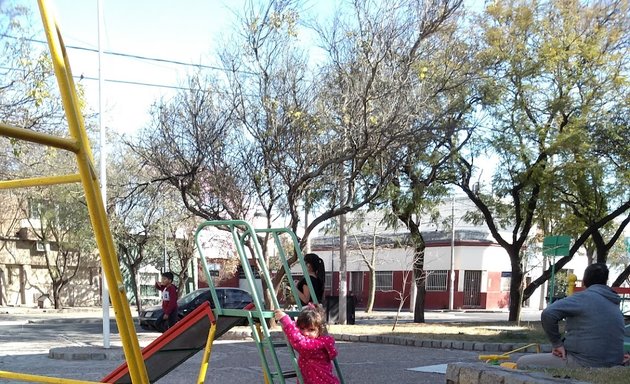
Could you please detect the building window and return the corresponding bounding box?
[500,272,511,292]
[350,271,363,293]
[375,271,393,291]
[28,199,43,219]
[140,284,157,297]
[324,272,332,291]
[426,270,448,291]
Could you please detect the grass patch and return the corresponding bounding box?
[534,366,630,384]
[328,321,549,343]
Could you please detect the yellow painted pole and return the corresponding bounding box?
[196,323,218,384]
[0,370,103,384]
[36,1,148,383]
[567,273,577,296]
[257,323,272,384]
[0,174,81,190]
[0,122,80,153]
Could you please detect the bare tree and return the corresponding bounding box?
[126,0,467,309]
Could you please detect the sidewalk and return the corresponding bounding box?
[0,305,546,361]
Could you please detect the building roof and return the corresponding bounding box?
[311,229,497,251]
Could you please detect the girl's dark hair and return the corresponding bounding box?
[304,253,325,284]
[296,303,328,336]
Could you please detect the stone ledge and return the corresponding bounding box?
[49,346,125,361]
[329,333,551,354]
[446,362,591,384]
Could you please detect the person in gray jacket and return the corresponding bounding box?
[517,263,626,368]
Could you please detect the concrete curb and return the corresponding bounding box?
[49,346,126,361]
[330,333,551,355]
[446,362,591,384]
[47,328,257,360]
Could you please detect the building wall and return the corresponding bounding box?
[485,270,510,309]
[0,237,101,308]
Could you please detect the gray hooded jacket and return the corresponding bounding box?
[541,284,624,367]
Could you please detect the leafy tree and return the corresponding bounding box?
[455,0,629,321]
[21,185,95,309]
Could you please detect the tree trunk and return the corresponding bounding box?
[411,235,427,323]
[413,278,426,323]
[507,254,523,322]
[413,245,427,323]
[366,267,375,313]
[129,268,141,314]
[53,283,62,309]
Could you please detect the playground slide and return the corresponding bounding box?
[102,301,249,383]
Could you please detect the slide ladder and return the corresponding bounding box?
[194,220,345,383]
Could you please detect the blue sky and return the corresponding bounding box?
[24,0,266,134]
[22,0,480,137]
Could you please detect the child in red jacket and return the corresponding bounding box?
[155,271,178,332]
[274,304,340,384]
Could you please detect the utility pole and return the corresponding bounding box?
[449,194,455,310]
[338,213,347,324]
[97,0,110,349]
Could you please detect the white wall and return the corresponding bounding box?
[313,244,512,274]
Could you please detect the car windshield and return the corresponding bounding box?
[177,289,210,306]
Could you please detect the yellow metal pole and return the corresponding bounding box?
[257,323,272,384]
[196,323,218,384]
[0,174,81,190]
[0,370,103,384]
[0,122,80,153]
[36,1,148,383]
[567,273,577,296]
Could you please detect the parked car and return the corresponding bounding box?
[139,287,253,332]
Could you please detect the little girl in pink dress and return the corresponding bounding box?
[274,304,340,384]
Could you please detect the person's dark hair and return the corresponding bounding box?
[296,303,327,336]
[583,263,608,287]
[304,253,325,283]
[161,271,174,281]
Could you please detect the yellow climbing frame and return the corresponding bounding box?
[0,0,149,383]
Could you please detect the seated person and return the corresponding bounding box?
[517,263,626,369]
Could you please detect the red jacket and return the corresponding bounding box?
[156,283,178,316]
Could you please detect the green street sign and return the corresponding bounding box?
[543,235,571,257]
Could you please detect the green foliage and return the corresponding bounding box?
[453,0,630,319]
[467,0,628,241]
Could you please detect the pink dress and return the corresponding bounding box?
[279,315,340,384]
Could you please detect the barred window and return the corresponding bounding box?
[426,270,448,291]
[375,271,393,291]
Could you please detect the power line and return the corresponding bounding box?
[80,74,190,91]
[0,65,188,91]
[1,34,255,75]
